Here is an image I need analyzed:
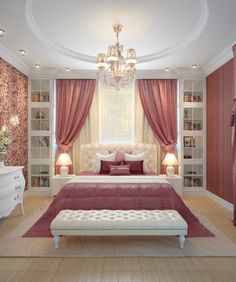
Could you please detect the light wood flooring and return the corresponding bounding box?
[0,195,236,282]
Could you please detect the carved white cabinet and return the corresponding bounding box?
[0,166,25,219]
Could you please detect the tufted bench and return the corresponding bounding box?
[50,209,188,249]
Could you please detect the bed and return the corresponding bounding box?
[23,143,213,238]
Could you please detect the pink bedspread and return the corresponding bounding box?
[23,182,214,238]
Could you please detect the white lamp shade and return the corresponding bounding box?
[162,153,179,166]
[162,153,178,177]
[56,153,72,166]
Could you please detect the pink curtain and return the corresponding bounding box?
[138,79,178,153]
[56,79,96,154]
[232,45,236,226]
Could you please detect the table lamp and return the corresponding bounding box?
[56,153,72,177]
[162,153,179,177]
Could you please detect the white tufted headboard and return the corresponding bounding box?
[80,143,157,173]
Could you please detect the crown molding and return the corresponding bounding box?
[0,42,30,76]
[204,42,235,76]
[27,67,206,79]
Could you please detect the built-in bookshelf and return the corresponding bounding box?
[181,79,205,193]
[28,79,53,195]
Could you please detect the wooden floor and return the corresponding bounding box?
[0,195,236,282]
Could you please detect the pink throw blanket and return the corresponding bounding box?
[23,182,213,237]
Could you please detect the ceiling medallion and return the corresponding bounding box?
[96,24,137,91]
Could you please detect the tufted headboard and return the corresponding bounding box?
[80,143,157,173]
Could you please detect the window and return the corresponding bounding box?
[99,83,135,143]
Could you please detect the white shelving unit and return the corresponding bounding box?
[180,78,206,193]
[28,79,54,195]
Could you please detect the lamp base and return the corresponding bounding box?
[166,166,174,177]
[60,166,69,177]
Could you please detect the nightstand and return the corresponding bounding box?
[159,175,182,196]
[51,174,76,197]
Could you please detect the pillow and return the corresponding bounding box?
[100,161,121,174]
[124,152,149,173]
[108,150,132,162]
[109,164,131,175]
[93,152,116,173]
[123,160,144,175]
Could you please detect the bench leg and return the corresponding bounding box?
[53,235,60,249]
[179,235,185,248]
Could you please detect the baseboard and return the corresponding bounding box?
[206,190,233,212]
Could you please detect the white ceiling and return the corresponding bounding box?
[0,0,236,75]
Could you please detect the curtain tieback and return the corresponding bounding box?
[164,143,176,153]
[58,144,70,153]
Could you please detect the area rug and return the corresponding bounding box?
[0,202,236,257]
[23,184,214,238]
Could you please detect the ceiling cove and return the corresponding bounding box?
[25,0,209,64]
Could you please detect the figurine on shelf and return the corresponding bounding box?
[35,111,45,119]
[184,109,189,119]
[40,136,49,147]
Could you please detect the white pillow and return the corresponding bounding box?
[124,152,149,173]
[93,152,116,173]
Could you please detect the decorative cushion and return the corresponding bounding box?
[123,160,144,174]
[108,150,132,162]
[80,144,157,173]
[100,161,121,174]
[93,152,116,173]
[124,152,149,173]
[109,164,131,175]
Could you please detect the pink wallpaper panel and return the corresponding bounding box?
[0,58,28,185]
[207,59,235,204]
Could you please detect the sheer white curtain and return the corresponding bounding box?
[71,83,163,174]
[135,85,163,174]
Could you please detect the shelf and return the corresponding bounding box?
[29,79,52,193]
[182,79,205,192]
[30,102,51,108]
[184,174,203,177]
[183,130,203,136]
[183,102,203,108]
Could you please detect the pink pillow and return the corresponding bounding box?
[123,160,144,174]
[109,164,131,175]
[109,150,132,162]
[100,161,121,174]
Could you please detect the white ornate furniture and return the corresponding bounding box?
[0,166,25,219]
[28,79,54,196]
[180,78,205,194]
[80,143,157,173]
[50,209,188,249]
[51,174,76,197]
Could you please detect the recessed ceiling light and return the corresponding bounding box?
[192,64,197,69]
[35,64,40,69]
[0,28,5,37]
[165,67,170,72]
[19,49,26,56]
[65,67,71,72]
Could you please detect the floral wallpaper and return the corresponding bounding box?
[0,58,28,186]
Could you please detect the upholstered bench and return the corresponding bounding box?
[50,209,188,249]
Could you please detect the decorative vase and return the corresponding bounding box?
[0,152,7,168]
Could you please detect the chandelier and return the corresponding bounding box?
[96,24,137,91]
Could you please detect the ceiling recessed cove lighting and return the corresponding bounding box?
[0,28,5,37]
[192,64,197,69]
[165,67,170,72]
[19,49,26,56]
[65,67,71,72]
[35,64,40,69]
